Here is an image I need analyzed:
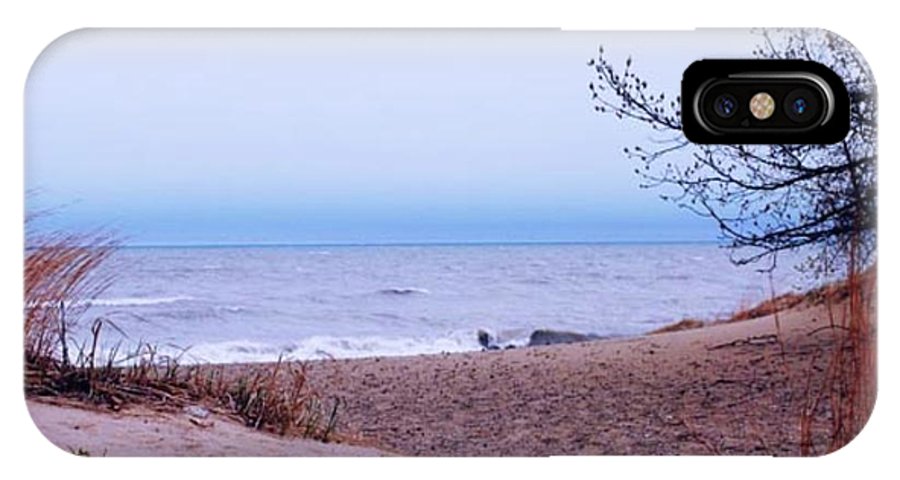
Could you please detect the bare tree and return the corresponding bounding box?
[588,29,876,275]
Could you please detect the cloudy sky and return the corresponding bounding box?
[26,29,759,246]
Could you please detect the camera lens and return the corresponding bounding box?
[791,98,808,115]
[713,94,738,118]
[784,88,820,123]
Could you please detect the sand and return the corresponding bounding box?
[301,296,872,456]
[26,286,873,456]
[27,400,387,456]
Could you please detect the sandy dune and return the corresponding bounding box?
[27,400,387,457]
[302,293,873,456]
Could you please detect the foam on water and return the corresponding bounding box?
[87,295,195,307]
[183,330,481,363]
[379,287,431,295]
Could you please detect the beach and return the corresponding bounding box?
[23,27,877,460]
[299,294,863,456]
[27,281,874,456]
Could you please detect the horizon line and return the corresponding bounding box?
[118,239,723,249]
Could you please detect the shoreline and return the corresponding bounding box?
[26,278,874,456]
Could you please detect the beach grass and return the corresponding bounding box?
[24,232,340,441]
[644,267,876,455]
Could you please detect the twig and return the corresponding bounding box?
[707,334,779,351]
[807,325,851,336]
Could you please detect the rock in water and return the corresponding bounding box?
[477,329,491,348]
[477,329,500,350]
[527,329,601,347]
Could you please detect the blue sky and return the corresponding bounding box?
[25,29,759,246]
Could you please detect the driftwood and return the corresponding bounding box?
[707,334,779,351]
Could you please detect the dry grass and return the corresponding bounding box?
[727,293,807,323]
[27,337,339,441]
[798,264,876,455]
[182,358,341,439]
[24,231,340,442]
[724,269,868,325]
[24,232,116,367]
[647,264,876,456]
[648,318,705,335]
[733,267,876,456]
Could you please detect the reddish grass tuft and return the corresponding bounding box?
[24,232,117,367]
[648,318,705,335]
[24,228,340,441]
[798,262,876,455]
[727,293,807,323]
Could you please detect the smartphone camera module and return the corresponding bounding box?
[682,60,849,144]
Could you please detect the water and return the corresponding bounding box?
[76,243,806,363]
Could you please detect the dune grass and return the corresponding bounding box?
[797,264,876,455]
[646,266,876,455]
[24,231,116,368]
[648,318,705,335]
[24,232,340,441]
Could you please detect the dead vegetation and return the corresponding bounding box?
[24,231,116,368]
[647,266,875,456]
[797,263,876,455]
[648,318,705,335]
[727,293,808,323]
[724,273,863,324]
[24,231,341,442]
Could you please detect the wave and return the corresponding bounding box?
[476,327,608,349]
[87,295,194,307]
[183,331,480,364]
[378,287,430,295]
[93,326,612,365]
[657,274,691,281]
[217,305,247,313]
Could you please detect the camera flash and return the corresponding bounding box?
[750,92,775,120]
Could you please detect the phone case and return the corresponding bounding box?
[24,28,876,457]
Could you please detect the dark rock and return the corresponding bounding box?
[476,329,501,350]
[477,329,491,348]
[527,329,602,347]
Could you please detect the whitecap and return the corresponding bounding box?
[180,331,480,364]
[379,287,430,295]
[87,295,194,307]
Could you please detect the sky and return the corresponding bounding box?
[25,29,760,246]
